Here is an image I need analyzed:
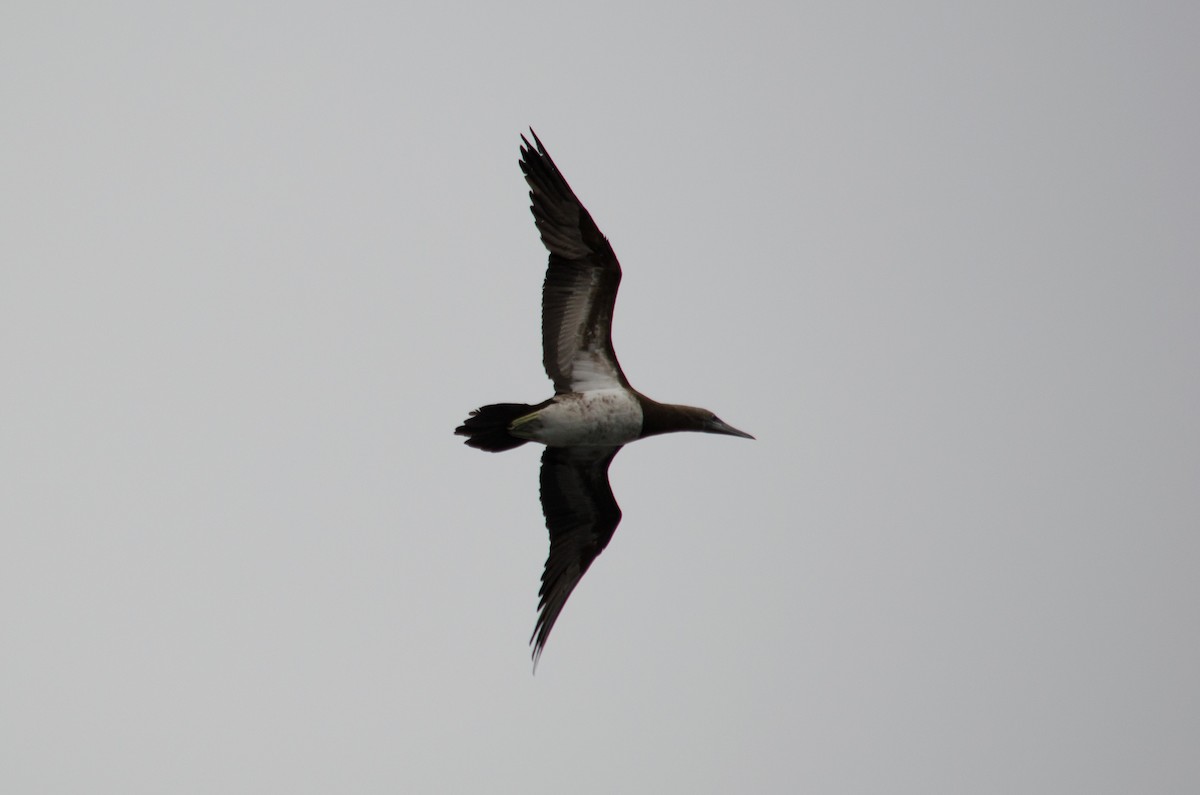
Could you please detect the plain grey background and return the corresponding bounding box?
[3,2,1198,792]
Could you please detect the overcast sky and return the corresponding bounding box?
[3,2,1198,793]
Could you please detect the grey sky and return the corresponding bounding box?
[3,2,1198,792]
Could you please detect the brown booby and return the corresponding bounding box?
[456,131,753,666]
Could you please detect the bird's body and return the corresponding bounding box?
[456,131,752,665]
[509,389,643,447]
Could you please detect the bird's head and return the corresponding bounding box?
[693,409,755,440]
[640,402,754,440]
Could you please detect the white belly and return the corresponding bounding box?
[510,389,643,446]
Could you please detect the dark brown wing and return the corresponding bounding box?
[520,131,628,394]
[532,445,624,666]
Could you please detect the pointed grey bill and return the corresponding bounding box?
[706,418,755,439]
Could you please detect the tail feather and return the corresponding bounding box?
[455,402,537,452]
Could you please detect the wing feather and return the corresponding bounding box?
[519,132,628,393]
[532,445,623,666]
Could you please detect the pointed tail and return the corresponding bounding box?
[455,402,537,452]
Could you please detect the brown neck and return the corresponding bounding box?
[637,396,707,438]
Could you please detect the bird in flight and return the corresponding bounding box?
[456,130,753,666]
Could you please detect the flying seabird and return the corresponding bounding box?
[455,131,753,666]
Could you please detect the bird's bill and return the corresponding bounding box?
[706,419,755,440]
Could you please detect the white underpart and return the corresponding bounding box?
[510,389,643,447]
[567,349,623,392]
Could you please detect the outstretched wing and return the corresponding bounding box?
[520,131,628,394]
[532,445,624,665]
